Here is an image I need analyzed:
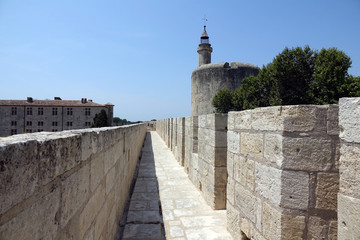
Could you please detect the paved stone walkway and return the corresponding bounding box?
[121,131,233,240]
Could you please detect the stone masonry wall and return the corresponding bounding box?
[0,124,147,240]
[157,114,228,210]
[157,103,350,239]
[338,98,360,239]
[227,105,339,240]
[197,114,228,209]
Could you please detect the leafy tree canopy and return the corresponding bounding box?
[212,88,233,113]
[213,46,359,113]
[92,110,109,128]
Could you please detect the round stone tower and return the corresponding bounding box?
[197,26,213,66]
[191,27,260,116]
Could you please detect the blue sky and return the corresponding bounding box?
[0,0,359,121]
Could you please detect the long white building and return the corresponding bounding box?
[0,97,113,137]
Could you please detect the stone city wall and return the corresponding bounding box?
[338,98,360,239]
[0,124,146,240]
[157,114,228,210]
[227,105,339,240]
[156,101,360,239]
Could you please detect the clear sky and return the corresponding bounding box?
[1,0,359,121]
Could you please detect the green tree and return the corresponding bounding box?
[212,88,233,113]
[212,46,359,113]
[272,46,315,105]
[345,75,360,97]
[310,48,352,104]
[92,110,109,128]
[113,117,121,126]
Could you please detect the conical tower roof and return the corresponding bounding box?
[201,25,209,39]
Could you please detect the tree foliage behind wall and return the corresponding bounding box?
[212,46,360,113]
[92,110,109,128]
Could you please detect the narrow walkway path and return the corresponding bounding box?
[122,131,233,240]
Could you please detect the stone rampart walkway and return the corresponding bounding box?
[120,131,233,240]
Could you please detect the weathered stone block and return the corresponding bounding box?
[227,111,236,131]
[60,164,90,227]
[235,183,258,223]
[233,154,246,186]
[215,166,228,187]
[307,216,327,240]
[104,145,117,174]
[227,151,234,178]
[227,177,235,205]
[81,131,99,160]
[240,217,250,238]
[198,128,227,147]
[0,140,38,215]
[90,154,104,192]
[227,131,240,154]
[327,104,339,135]
[251,106,284,131]
[340,143,360,198]
[0,187,60,240]
[255,162,281,205]
[316,172,339,210]
[240,132,263,158]
[198,142,227,167]
[259,203,308,239]
[282,105,327,133]
[281,214,306,240]
[226,201,240,239]
[339,97,360,142]
[338,194,360,239]
[106,166,116,195]
[233,110,252,130]
[95,203,108,240]
[262,202,281,240]
[280,170,309,210]
[208,113,228,131]
[328,220,337,240]
[246,159,255,191]
[38,135,81,185]
[79,183,106,239]
[264,133,283,167]
[282,137,332,171]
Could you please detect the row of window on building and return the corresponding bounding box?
[10,121,92,135]
[11,121,92,127]
[11,107,91,116]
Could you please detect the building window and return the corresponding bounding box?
[38,121,44,126]
[85,108,90,116]
[85,122,91,127]
[38,129,44,132]
[26,121,32,126]
[66,122,73,127]
[67,108,73,115]
[52,129,58,132]
[25,129,32,133]
[11,129,17,135]
[38,107,44,115]
[52,121,58,127]
[27,107,32,115]
[11,121,17,126]
[11,107,17,115]
[52,107,58,115]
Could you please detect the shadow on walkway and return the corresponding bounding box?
[118,131,232,240]
[118,132,165,240]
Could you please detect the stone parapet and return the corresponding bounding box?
[338,97,360,239]
[227,105,339,240]
[157,114,227,210]
[0,124,147,240]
